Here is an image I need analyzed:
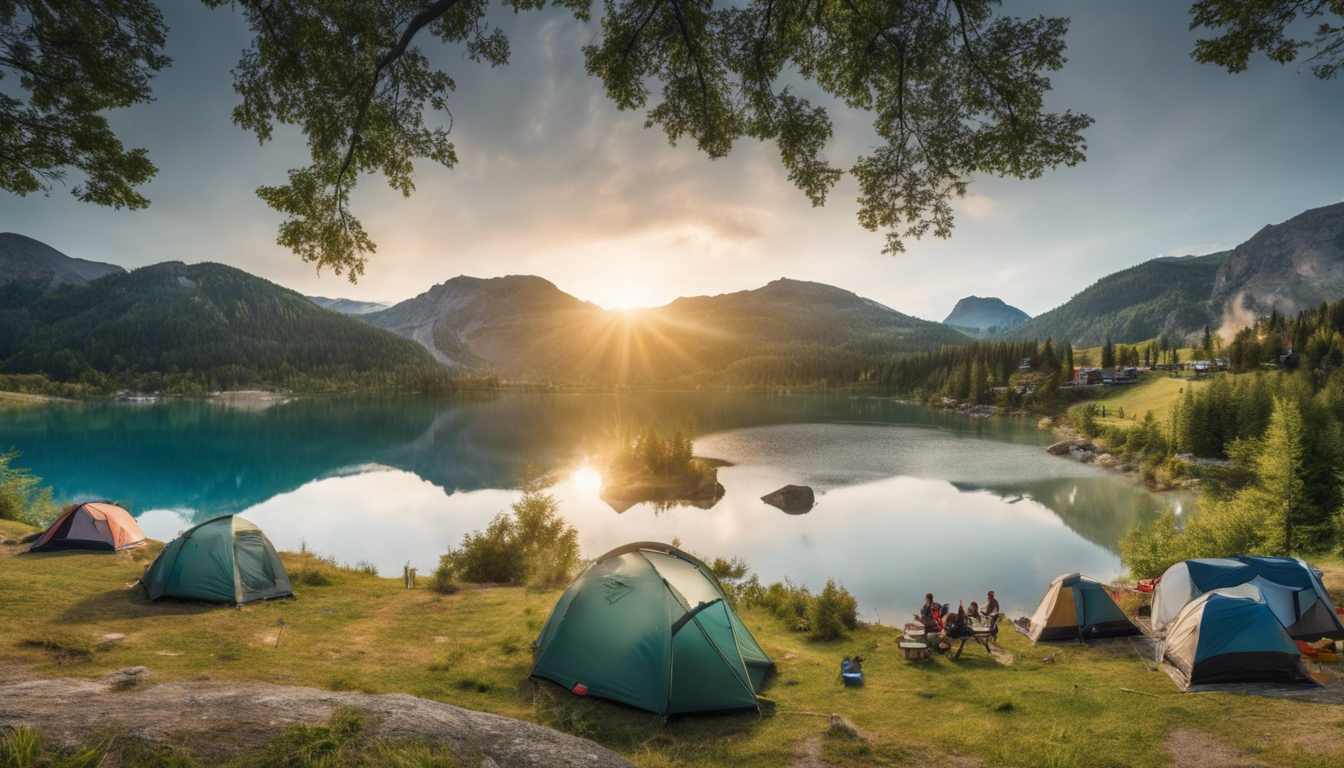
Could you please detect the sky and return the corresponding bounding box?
[1,1,1341,320]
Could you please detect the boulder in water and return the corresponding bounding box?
[761,485,815,513]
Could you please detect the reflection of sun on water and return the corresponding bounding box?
[571,462,602,494]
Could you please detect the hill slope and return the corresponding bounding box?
[0,261,452,391]
[0,233,124,289]
[942,296,1030,335]
[306,296,391,315]
[1212,201,1344,317]
[998,252,1228,346]
[365,277,970,384]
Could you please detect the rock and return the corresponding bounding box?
[761,485,815,513]
[0,672,634,767]
[102,666,150,690]
[827,714,864,741]
[1049,438,1097,457]
[1046,439,1076,455]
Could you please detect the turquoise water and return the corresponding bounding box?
[0,393,1179,620]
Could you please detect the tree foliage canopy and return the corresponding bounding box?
[11,2,1337,280]
[1189,0,1344,80]
[0,0,170,209]
[2,0,1094,278]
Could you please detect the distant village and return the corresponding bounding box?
[1063,358,1229,387]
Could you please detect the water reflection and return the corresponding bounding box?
[3,394,1173,620]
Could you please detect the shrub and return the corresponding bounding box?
[443,484,580,588]
[0,448,57,525]
[808,578,859,640]
[1120,510,1188,579]
[353,560,378,577]
[427,554,459,595]
[1073,403,1102,438]
[760,579,811,625]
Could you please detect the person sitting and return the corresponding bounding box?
[944,603,973,639]
[919,593,939,630]
[966,601,983,623]
[984,590,1000,618]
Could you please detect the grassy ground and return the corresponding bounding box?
[1,525,1342,767]
[0,391,62,408]
[1072,371,1219,429]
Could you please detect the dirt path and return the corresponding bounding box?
[0,666,632,768]
[1164,727,1268,768]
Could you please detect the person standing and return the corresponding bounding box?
[984,590,1000,618]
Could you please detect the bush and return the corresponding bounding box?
[0,448,57,525]
[443,484,580,588]
[760,579,811,625]
[808,578,859,640]
[1120,510,1188,579]
[428,554,459,595]
[1073,403,1102,438]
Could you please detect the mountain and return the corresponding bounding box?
[364,276,970,384]
[996,252,1228,346]
[1211,201,1344,317]
[306,295,390,315]
[0,260,454,391]
[0,232,124,289]
[942,296,1030,335]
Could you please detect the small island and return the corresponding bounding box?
[599,428,726,512]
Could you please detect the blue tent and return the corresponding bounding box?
[1162,585,1315,687]
[1152,557,1344,640]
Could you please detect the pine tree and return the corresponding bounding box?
[1254,396,1308,554]
[969,358,988,404]
[1101,337,1116,368]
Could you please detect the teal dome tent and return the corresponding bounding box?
[141,515,293,604]
[1161,585,1315,687]
[530,542,773,716]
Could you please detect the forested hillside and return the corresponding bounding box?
[998,253,1226,346]
[0,262,470,394]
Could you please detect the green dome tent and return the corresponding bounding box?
[142,515,293,604]
[530,542,773,716]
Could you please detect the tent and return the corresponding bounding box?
[530,542,773,716]
[1161,584,1315,687]
[1151,557,1344,640]
[141,515,292,604]
[1025,572,1140,642]
[29,502,146,552]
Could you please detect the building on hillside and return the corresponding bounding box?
[1018,357,1032,371]
[1074,367,1103,385]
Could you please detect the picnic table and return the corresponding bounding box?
[903,615,1000,659]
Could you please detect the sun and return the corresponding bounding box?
[571,462,602,494]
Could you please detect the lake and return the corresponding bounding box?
[0,392,1183,621]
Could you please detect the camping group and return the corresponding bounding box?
[24,503,1344,710]
[27,514,773,716]
[1022,559,1344,689]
